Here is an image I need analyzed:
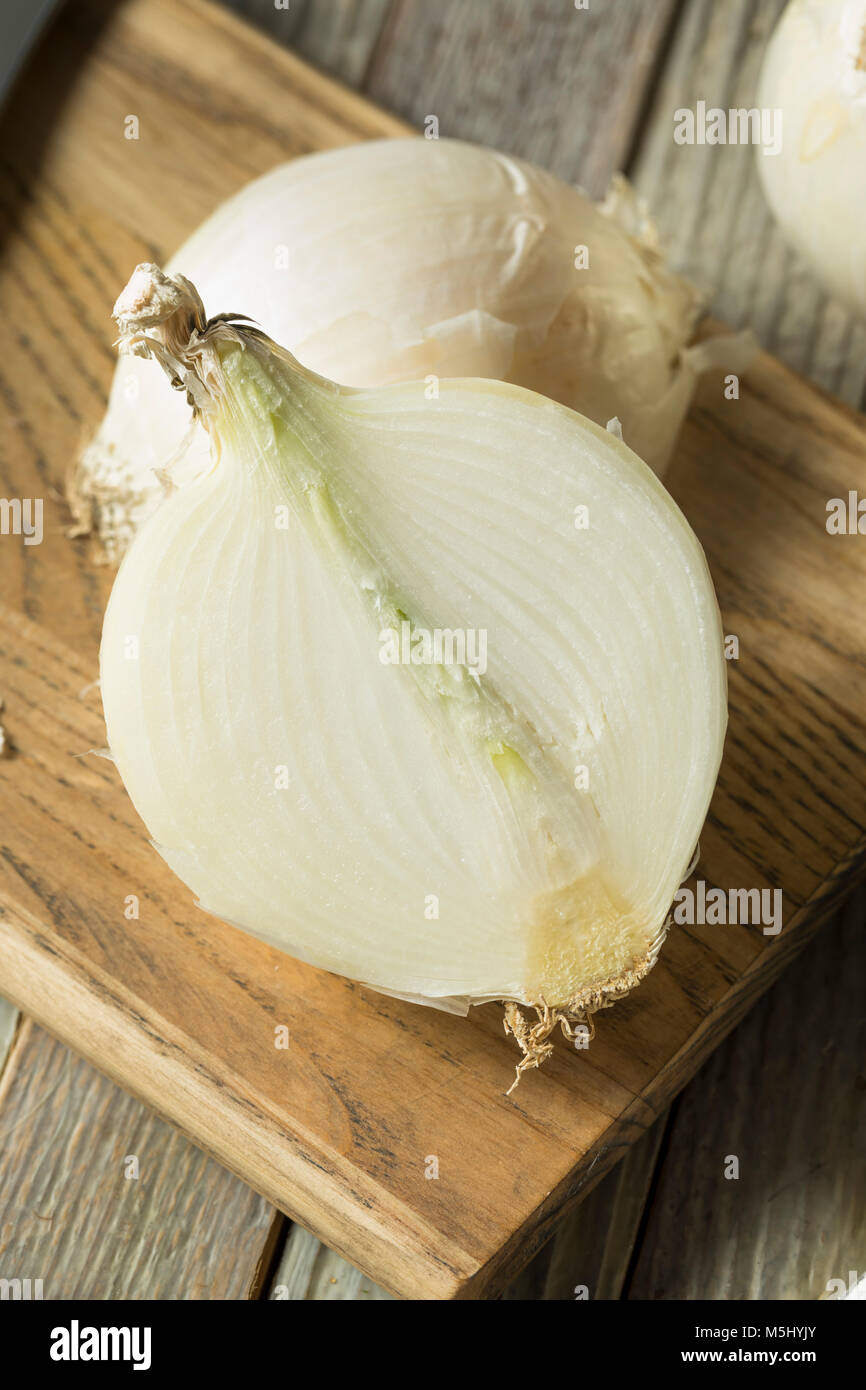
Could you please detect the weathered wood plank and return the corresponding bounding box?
[270,1224,393,1300]
[363,0,680,196]
[0,1021,278,1298]
[543,1116,667,1300]
[626,0,866,1302]
[627,887,866,1301]
[504,1115,667,1300]
[0,998,19,1074]
[227,0,393,87]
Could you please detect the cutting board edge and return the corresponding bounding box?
[2,829,862,1300]
[464,842,866,1296]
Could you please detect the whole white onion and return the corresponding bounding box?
[757,0,866,315]
[70,138,737,560]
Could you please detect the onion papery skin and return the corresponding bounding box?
[74,138,711,559]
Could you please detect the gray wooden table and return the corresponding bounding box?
[1,0,863,1300]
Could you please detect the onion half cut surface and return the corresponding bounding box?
[100,267,728,1082]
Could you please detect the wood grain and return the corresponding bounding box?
[627,888,866,1301]
[0,998,19,1075]
[0,1019,278,1298]
[504,1116,667,1300]
[623,0,866,1301]
[229,0,392,87]
[2,0,866,1299]
[269,1224,392,1301]
[363,0,680,198]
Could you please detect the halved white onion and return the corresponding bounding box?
[100,266,727,1083]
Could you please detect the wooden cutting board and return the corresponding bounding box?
[1,0,864,1300]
